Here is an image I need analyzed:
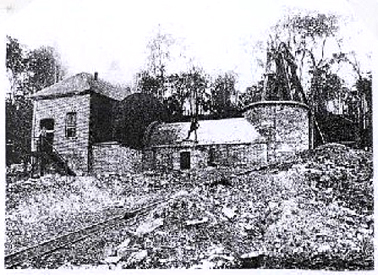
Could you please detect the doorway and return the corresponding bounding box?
[180,151,191,170]
[39,118,54,153]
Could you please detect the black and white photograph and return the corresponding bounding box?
[2,0,375,270]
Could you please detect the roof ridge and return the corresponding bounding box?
[31,72,131,101]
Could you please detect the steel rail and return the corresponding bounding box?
[5,196,174,269]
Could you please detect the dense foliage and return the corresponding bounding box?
[114,93,168,149]
[6,36,66,165]
[239,12,372,148]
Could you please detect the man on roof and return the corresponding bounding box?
[186,117,200,141]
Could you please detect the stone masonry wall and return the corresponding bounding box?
[143,142,268,171]
[32,94,91,173]
[92,142,142,174]
[244,101,310,163]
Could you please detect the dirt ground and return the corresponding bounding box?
[5,143,374,270]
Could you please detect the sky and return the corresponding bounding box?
[1,0,377,92]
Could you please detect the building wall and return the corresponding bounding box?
[91,142,142,174]
[32,94,91,173]
[244,101,310,162]
[143,142,268,171]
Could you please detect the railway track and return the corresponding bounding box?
[5,195,178,269]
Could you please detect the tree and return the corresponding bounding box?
[6,36,65,99]
[164,72,192,121]
[6,36,25,74]
[264,12,360,145]
[135,70,161,94]
[354,73,372,147]
[330,51,372,147]
[209,72,240,118]
[183,66,210,118]
[115,93,168,149]
[6,35,27,100]
[356,73,372,112]
[162,94,182,122]
[145,27,174,99]
[239,80,264,107]
[6,36,66,166]
[272,12,340,82]
[135,70,185,121]
[268,12,342,108]
[24,46,65,94]
[332,51,372,113]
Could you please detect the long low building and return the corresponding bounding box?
[143,118,268,171]
[143,101,311,171]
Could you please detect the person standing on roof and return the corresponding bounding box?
[186,117,199,141]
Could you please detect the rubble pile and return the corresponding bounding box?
[6,143,374,270]
[86,187,253,269]
[5,173,184,255]
[88,145,373,270]
[300,143,373,214]
[5,174,75,211]
[262,196,373,269]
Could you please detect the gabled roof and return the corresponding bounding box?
[146,118,263,147]
[30,72,130,101]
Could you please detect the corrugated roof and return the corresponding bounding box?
[147,118,262,147]
[30,72,130,101]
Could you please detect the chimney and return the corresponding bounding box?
[94,72,98,80]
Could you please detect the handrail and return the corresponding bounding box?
[33,136,62,159]
[32,136,75,176]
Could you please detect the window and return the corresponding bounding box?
[65,112,77,138]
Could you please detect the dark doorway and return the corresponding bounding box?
[180,151,191,170]
[39,119,54,153]
[208,147,215,166]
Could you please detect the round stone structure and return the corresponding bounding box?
[243,101,311,163]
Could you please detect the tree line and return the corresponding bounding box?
[239,12,372,147]
[136,29,241,121]
[6,36,66,165]
[135,68,241,121]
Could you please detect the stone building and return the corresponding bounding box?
[143,118,268,171]
[244,101,311,162]
[30,72,134,175]
[143,101,311,171]
[141,42,313,171]
[30,71,311,175]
